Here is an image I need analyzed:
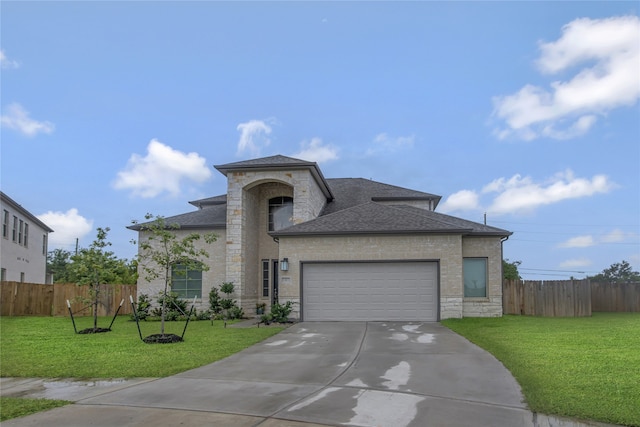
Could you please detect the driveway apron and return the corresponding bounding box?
[3,322,531,427]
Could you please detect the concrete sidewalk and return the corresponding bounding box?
[1,322,618,427]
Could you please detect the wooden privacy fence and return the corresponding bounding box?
[503,279,592,317]
[0,282,136,317]
[503,280,640,316]
[591,282,640,312]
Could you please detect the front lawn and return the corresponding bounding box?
[0,316,284,378]
[442,313,640,427]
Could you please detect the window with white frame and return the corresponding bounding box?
[463,258,487,297]
[2,210,8,239]
[262,259,269,297]
[171,263,203,299]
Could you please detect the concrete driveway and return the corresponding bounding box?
[3,322,532,427]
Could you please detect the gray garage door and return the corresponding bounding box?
[302,261,438,321]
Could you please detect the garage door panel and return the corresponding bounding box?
[302,262,438,321]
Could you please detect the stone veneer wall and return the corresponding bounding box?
[279,234,464,319]
[225,169,328,313]
[461,236,503,317]
[136,228,227,311]
[279,234,505,319]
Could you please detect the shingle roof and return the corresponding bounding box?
[214,155,316,171]
[214,155,334,200]
[189,194,227,209]
[272,202,511,237]
[130,155,510,237]
[322,178,441,214]
[128,204,227,231]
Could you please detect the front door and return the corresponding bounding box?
[272,260,279,305]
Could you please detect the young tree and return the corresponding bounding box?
[69,227,121,332]
[590,260,640,283]
[132,213,217,336]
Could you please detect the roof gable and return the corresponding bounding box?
[214,155,334,200]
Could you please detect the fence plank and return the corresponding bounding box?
[502,279,591,317]
[591,282,640,312]
[1,282,136,317]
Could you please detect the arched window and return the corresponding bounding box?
[171,263,203,299]
[268,196,293,231]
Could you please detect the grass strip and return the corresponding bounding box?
[0,316,284,378]
[442,313,640,427]
[0,397,71,422]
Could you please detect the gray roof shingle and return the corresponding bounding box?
[272,202,510,236]
[322,178,441,214]
[128,204,227,231]
[130,155,510,237]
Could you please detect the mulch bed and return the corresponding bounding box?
[78,328,111,334]
[143,334,184,344]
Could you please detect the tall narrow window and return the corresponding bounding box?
[2,210,8,238]
[268,196,293,231]
[18,220,24,245]
[1,268,6,281]
[463,258,487,297]
[12,216,17,242]
[262,259,269,297]
[171,263,203,299]
[42,235,47,255]
[23,223,29,247]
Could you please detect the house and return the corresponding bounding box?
[130,155,511,320]
[0,191,54,284]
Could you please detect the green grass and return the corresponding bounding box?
[0,397,71,422]
[442,313,640,427]
[0,316,284,378]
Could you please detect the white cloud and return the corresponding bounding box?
[367,133,415,155]
[1,103,55,137]
[484,170,614,215]
[558,228,637,249]
[438,170,615,215]
[236,119,272,157]
[601,228,627,243]
[292,137,339,163]
[558,235,595,248]
[37,209,93,248]
[492,15,640,141]
[559,258,592,269]
[0,49,20,69]
[113,139,212,198]
[438,190,480,213]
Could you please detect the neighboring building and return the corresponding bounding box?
[0,192,54,284]
[130,155,512,321]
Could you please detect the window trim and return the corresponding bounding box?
[463,257,488,298]
[12,216,18,242]
[170,263,203,299]
[2,210,8,239]
[268,196,294,232]
[262,259,270,297]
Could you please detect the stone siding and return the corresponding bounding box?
[136,228,227,312]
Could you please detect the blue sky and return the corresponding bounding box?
[1,1,638,279]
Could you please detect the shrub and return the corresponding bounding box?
[208,287,222,314]
[270,301,295,323]
[131,294,152,321]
